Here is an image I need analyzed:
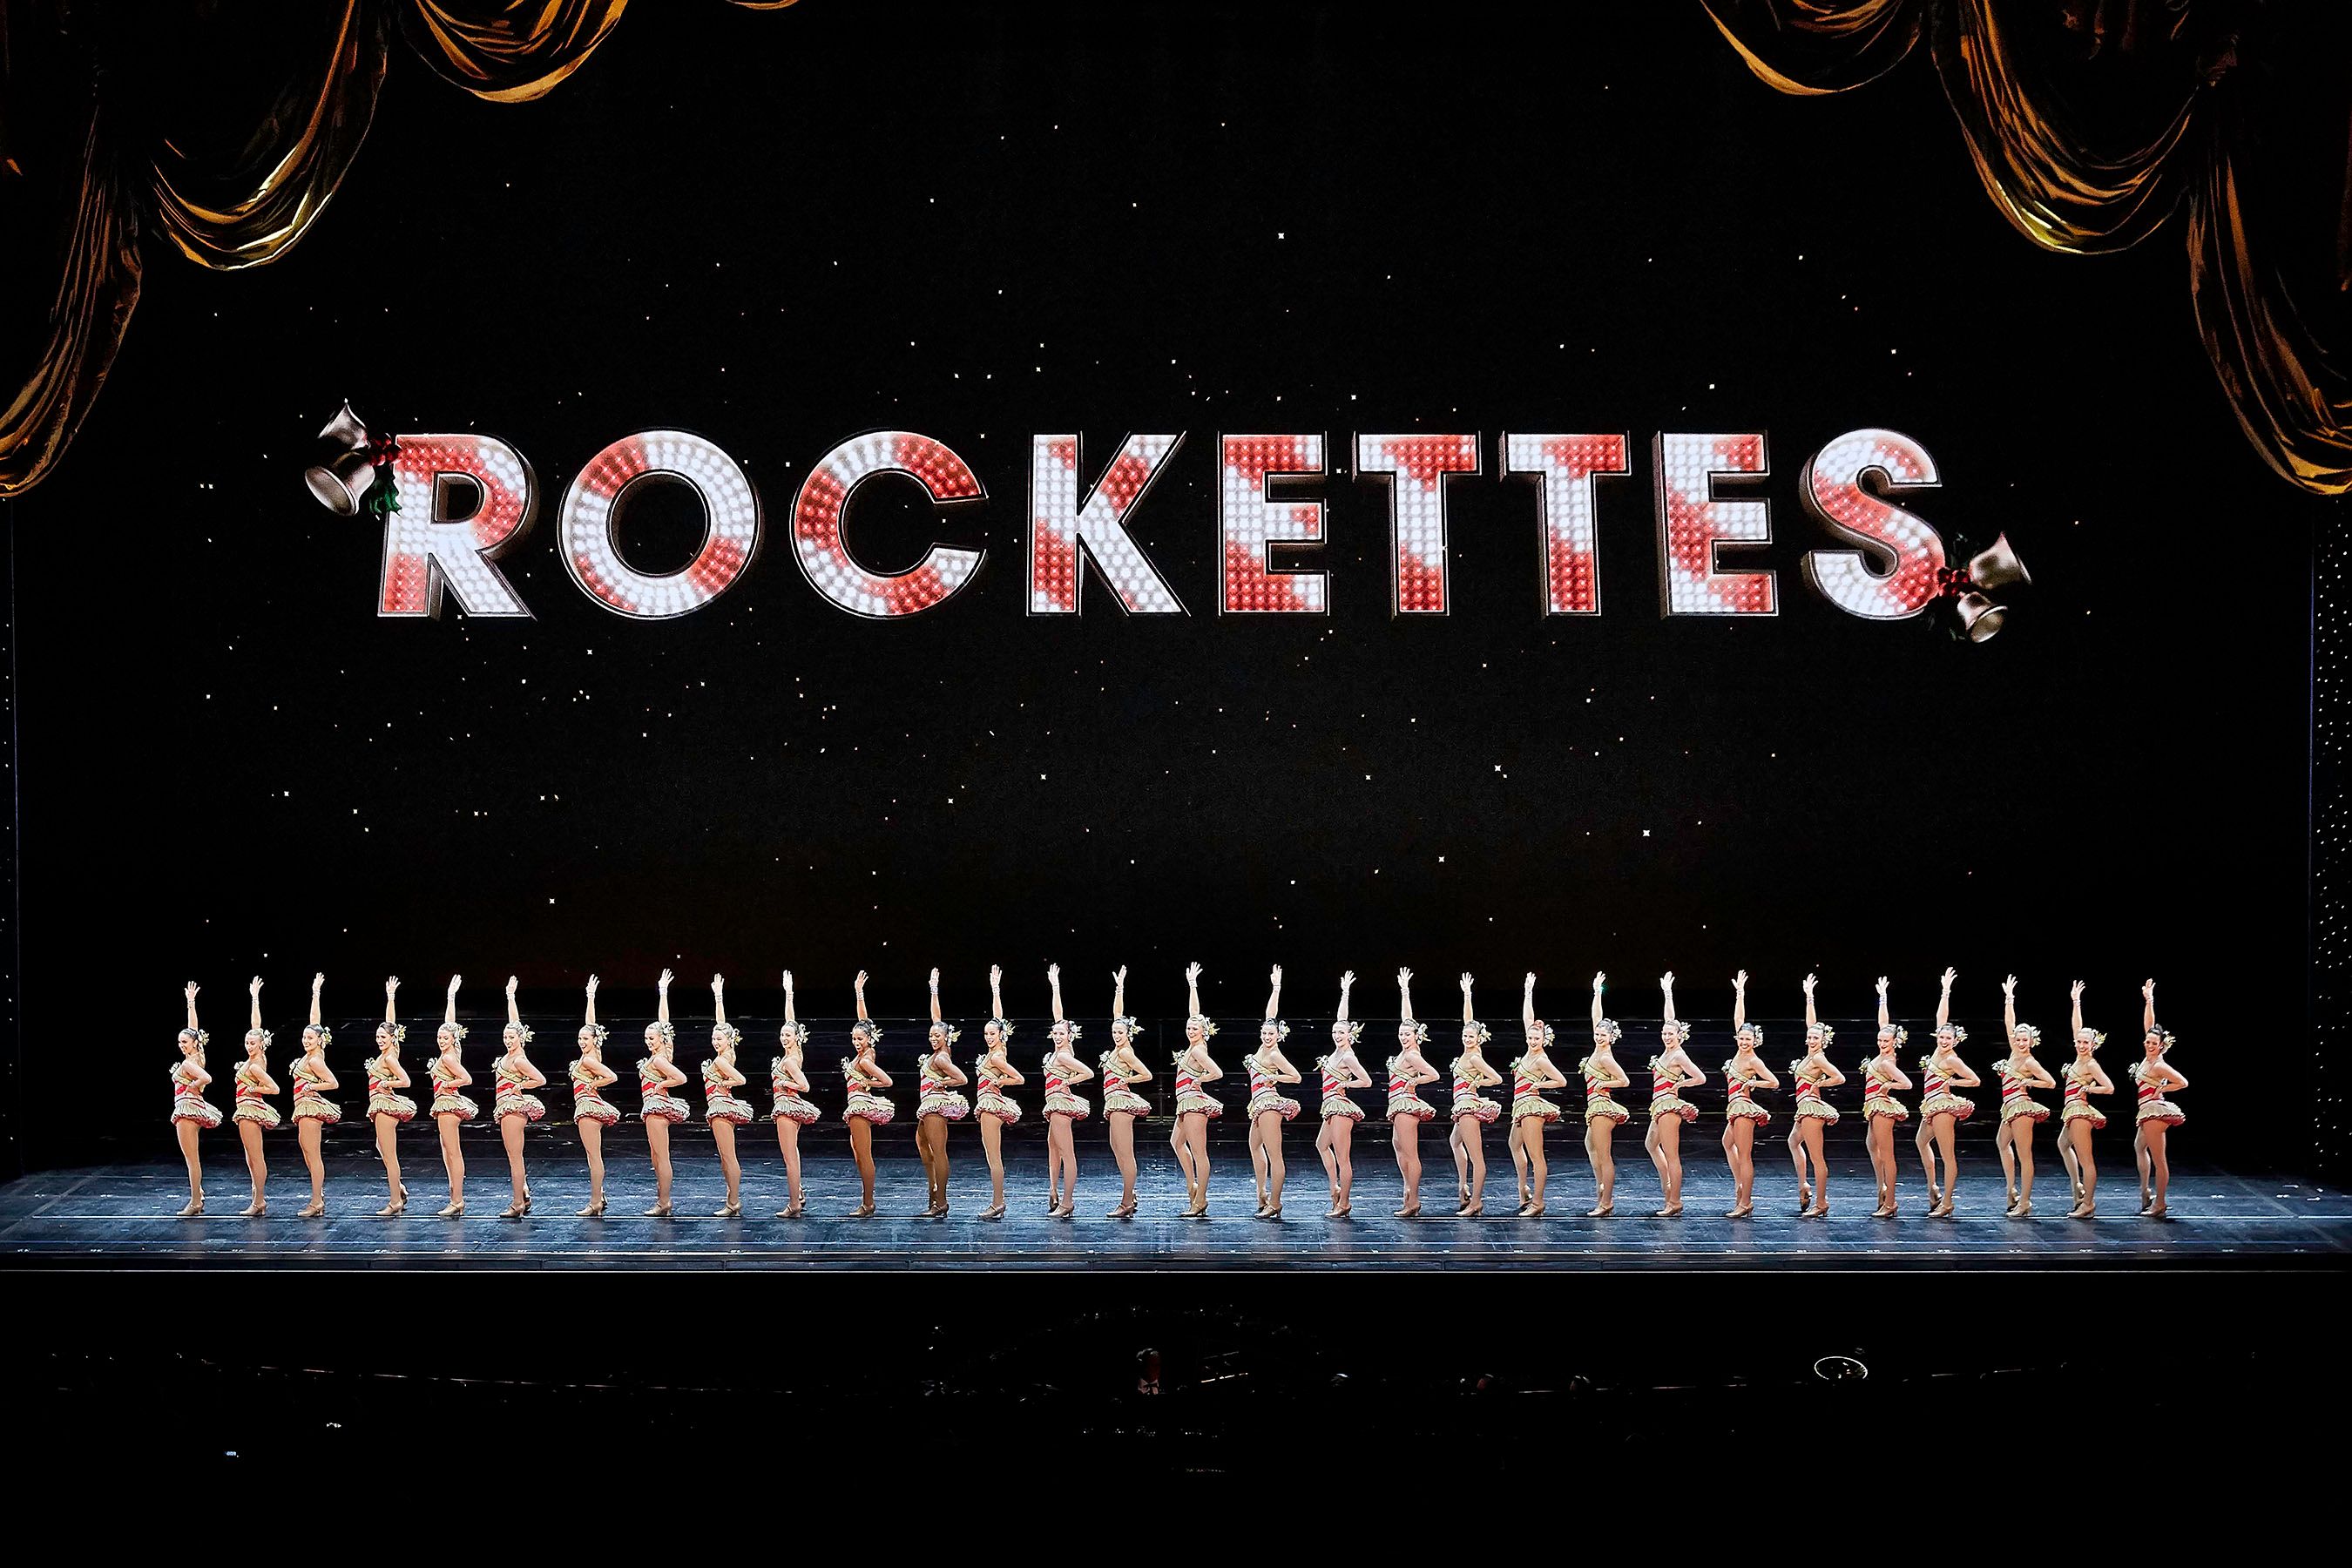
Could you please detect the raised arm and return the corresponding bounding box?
[1522,972,1538,1036]
[657,968,673,1027]
[383,976,399,1030]
[1266,965,1283,1022]
[990,963,1005,1023]
[187,982,203,1037]
[1731,970,1747,1034]
[1876,976,1889,1032]
[1461,972,1476,1025]
[1936,967,1955,1031]
[1591,971,1606,1030]
[248,976,264,1035]
[585,973,599,1030]
[2071,980,2085,1039]
[929,967,943,1026]
[507,975,523,1033]
[2002,974,2018,1037]
[854,970,871,1025]
[1185,962,1203,1021]
[309,972,325,1030]
[443,974,459,1031]
[1112,964,1127,1022]
[781,970,799,1029]
[714,973,731,1031]
[1659,971,1677,1029]
[2143,978,2157,1037]
[1336,970,1355,1024]
[1397,967,1414,1024]
[1802,973,1817,1032]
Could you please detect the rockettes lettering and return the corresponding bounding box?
[313,416,1960,626]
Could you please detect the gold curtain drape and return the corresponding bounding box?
[0,0,794,498]
[1703,0,2352,496]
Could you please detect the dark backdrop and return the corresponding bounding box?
[1,2,2322,1167]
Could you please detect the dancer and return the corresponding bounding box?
[1992,975,2057,1218]
[916,968,971,1218]
[704,975,757,1217]
[489,977,548,1220]
[1098,968,1150,1219]
[2057,981,2113,1219]
[1859,977,1914,1218]
[1244,966,1303,1220]
[231,977,280,1216]
[842,971,896,1217]
[971,970,1024,1220]
[1314,971,1373,1218]
[428,977,475,1217]
[570,975,622,1218]
[288,973,341,1219]
[169,982,220,1217]
[1447,973,1504,1217]
[1579,972,1631,1217]
[1042,964,1094,1218]
[1387,969,1443,1217]
[1169,963,1225,1219]
[1915,967,1979,1217]
[637,970,692,1218]
[1785,975,1843,1217]
[2132,979,2189,1219]
[1508,974,1568,1217]
[768,971,820,1218]
[1641,972,1704,1218]
[365,977,416,1218]
[1720,971,1778,1219]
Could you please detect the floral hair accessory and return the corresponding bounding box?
[1053,1019,1084,1042]
[305,1024,334,1047]
[376,1022,407,1044]
[1659,1019,1690,1045]
[777,1020,809,1046]
[1335,1018,1367,1044]
[1936,1021,1968,1044]
[2146,1027,2177,1049]
[1110,1014,1139,1038]
[179,1027,211,1049]
[928,1022,961,1047]
[713,1022,742,1048]
[1806,1021,1834,1045]
[583,1022,610,1046]
[438,1022,466,1043]
[1529,1020,1556,1048]
[652,1020,676,1045]
[1262,1018,1292,1042]
[1878,1024,1909,1047]
[1401,1018,1429,1044]
[2077,1028,2107,1048]
[850,1019,882,1046]
[1464,1018,1493,1046]
[1594,1017,1624,1044]
[1186,1014,1220,1038]
[506,1022,534,1045]
[1734,1021,1763,1045]
[2011,1024,2041,1046]
[986,1017,1014,1044]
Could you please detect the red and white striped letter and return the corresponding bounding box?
[1355,433,1479,616]
[792,432,987,618]
[1799,429,1945,619]
[558,430,762,619]
[1028,433,1186,615]
[1654,432,1775,617]
[1502,433,1630,616]
[378,435,537,618]
[1219,434,1327,614]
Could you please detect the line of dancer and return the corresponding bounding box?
[167,968,2190,1221]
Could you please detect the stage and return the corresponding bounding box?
[6,1132,2342,1271]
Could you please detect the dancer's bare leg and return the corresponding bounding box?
[579,1119,606,1214]
[238,1120,269,1215]
[297,1119,326,1215]
[1392,1117,1423,1216]
[373,1114,404,1214]
[646,1119,674,1214]
[434,1112,463,1214]
[178,1119,206,1213]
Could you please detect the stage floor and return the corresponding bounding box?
[3,1136,2343,1270]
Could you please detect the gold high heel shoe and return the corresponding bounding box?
[577,1199,607,1217]
[436,1200,463,1218]
[713,1200,741,1218]
[177,1197,204,1218]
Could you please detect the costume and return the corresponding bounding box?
[428,1055,476,1121]
[365,1056,417,1122]
[2130,1058,2186,1126]
[1861,1054,1909,1121]
[1510,1052,1562,1124]
[1385,1054,1437,1121]
[843,1058,895,1125]
[1041,1051,1090,1120]
[637,1058,691,1124]
[1245,1051,1301,1120]
[2059,1058,2107,1129]
[493,1055,546,1122]
[1994,1057,2051,1124]
[1789,1059,1840,1124]
[170,1060,222,1128]
[767,1057,819,1125]
[1450,1054,1500,1124]
[289,1056,341,1125]
[570,1059,621,1125]
[1173,1048,1223,1119]
[703,1058,757,1125]
[1646,1055,1698,1123]
[1721,1058,1771,1125]
[1917,1053,1976,1121]
[1580,1056,1630,1125]
[1098,1050,1149,1118]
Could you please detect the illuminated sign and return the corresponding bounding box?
[308,412,2017,632]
